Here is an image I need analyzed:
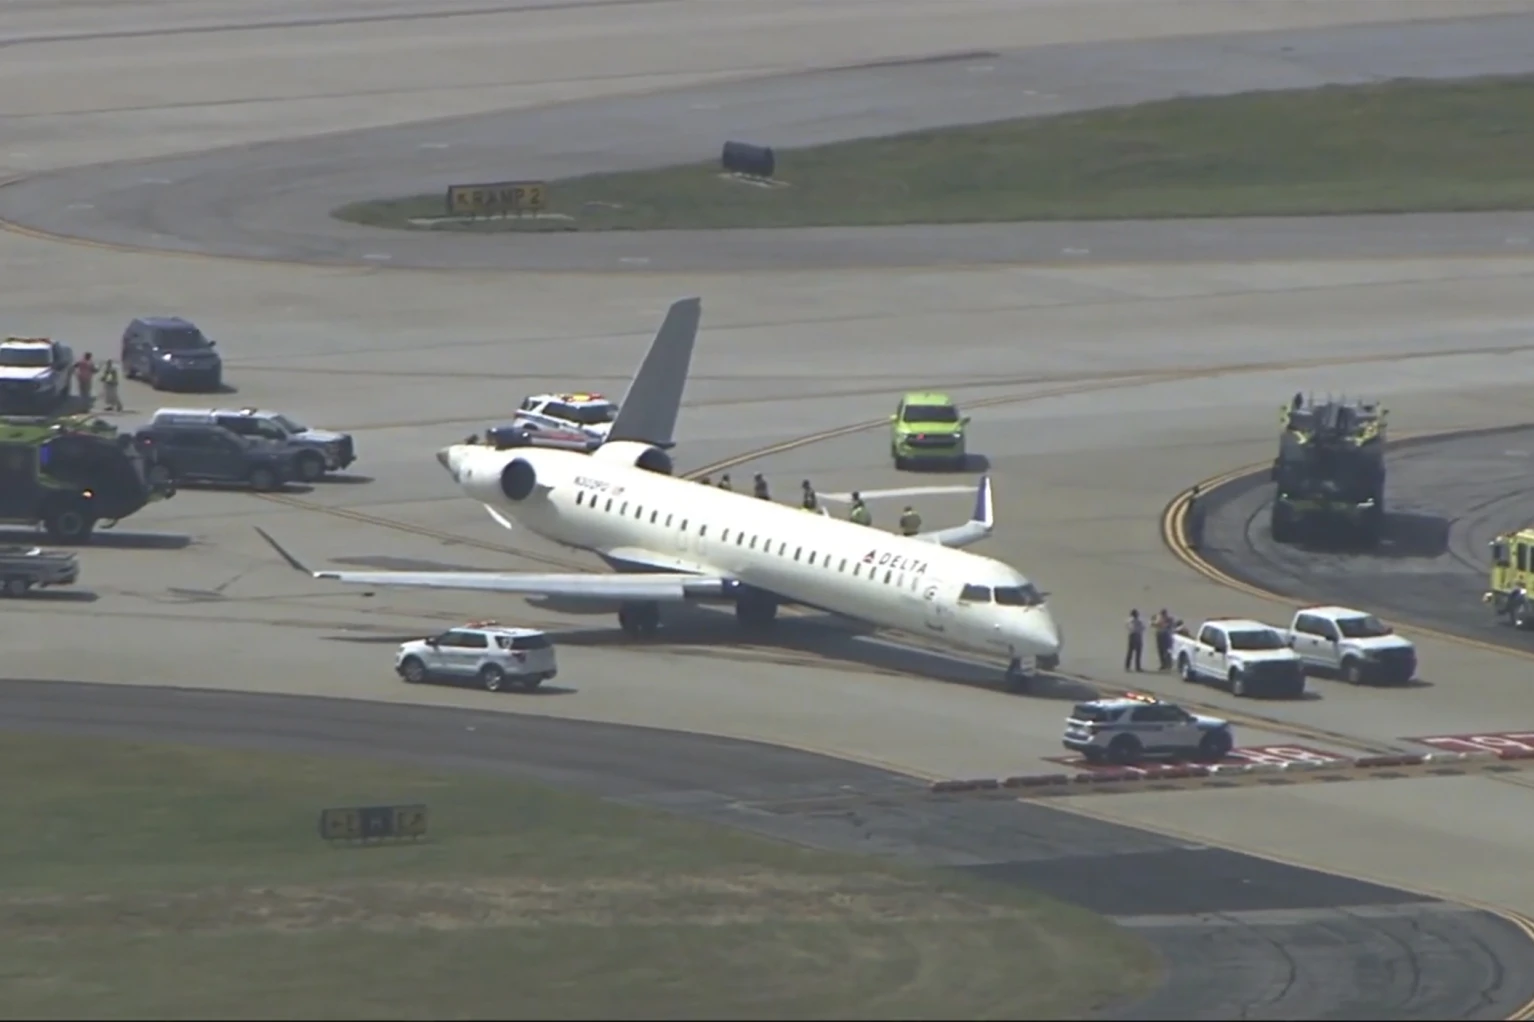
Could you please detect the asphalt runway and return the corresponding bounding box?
[1194,426,1534,654]
[7,0,1534,1018]
[5,677,1532,1021]
[5,13,1534,270]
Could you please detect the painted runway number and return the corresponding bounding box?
[1407,731,1534,755]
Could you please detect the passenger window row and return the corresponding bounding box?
[569,487,941,589]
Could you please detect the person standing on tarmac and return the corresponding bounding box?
[718,474,732,491]
[1151,608,1175,671]
[1125,609,1146,672]
[100,359,123,412]
[74,352,97,407]
[699,475,712,487]
[899,505,922,536]
[800,480,818,511]
[849,492,872,526]
[753,473,771,500]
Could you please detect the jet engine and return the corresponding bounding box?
[591,440,673,476]
[499,457,538,500]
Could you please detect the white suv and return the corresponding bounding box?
[1062,693,1234,766]
[394,622,557,692]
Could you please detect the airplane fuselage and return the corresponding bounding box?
[447,443,1062,664]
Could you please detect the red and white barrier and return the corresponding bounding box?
[928,746,1533,795]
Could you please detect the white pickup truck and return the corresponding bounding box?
[1172,618,1307,699]
[1285,605,1417,685]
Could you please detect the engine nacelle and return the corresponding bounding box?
[591,440,673,476]
[500,458,538,500]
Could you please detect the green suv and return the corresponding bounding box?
[890,392,968,470]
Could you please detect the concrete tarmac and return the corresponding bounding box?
[6,0,1534,1017]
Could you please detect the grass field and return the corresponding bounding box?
[336,73,1534,233]
[0,732,1157,1019]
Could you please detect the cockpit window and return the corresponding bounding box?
[993,584,1044,606]
[959,584,992,602]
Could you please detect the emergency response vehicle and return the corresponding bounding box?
[394,621,558,692]
[1270,394,1387,545]
[513,393,619,442]
[1486,527,1534,628]
[0,413,175,543]
[890,391,969,470]
[1062,692,1234,765]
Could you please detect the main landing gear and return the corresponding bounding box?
[617,601,661,637]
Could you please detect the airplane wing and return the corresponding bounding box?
[253,528,730,602]
[607,297,701,449]
[912,476,994,549]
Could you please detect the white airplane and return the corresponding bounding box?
[257,440,1064,685]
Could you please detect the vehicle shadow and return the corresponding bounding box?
[901,453,992,474]
[1281,510,1450,559]
[6,589,99,603]
[321,474,375,485]
[0,528,191,550]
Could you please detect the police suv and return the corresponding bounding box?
[1062,692,1234,766]
[150,408,355,482]
[513,392,618,441]
[394,621,557,692]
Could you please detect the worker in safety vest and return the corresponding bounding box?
[718,473,732,491]
[899,506,922,536]
[753,473,771,500]
[849,492,872,526]
[800,480,818,512]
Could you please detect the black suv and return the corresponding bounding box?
[121,317,224,392]
[132,423,295,491]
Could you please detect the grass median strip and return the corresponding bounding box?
[335,73,1534,232]
[0,731,1156,1018]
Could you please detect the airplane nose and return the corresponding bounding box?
[436,445,468,481]
[1025,608,1063,658]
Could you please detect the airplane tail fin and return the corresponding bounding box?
[607,297,701,449]
[913,475,994,549]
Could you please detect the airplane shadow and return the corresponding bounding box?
[0,528,191,550]
[545,605,1093,701]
